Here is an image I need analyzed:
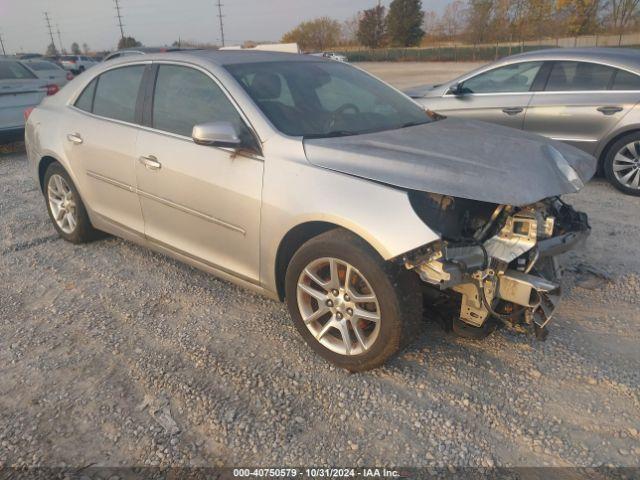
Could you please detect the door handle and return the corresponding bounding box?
[138,155,162,170]
[66,133,83,144]
[597,106,623,115]
[502,107,524,116]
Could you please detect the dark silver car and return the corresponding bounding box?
[407,48,640,195]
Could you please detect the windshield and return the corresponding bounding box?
[225,60,430,138]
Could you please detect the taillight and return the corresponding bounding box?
[66,71,74,81]
[46,84,59,96]
[24,107,35,121]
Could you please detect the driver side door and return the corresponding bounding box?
[426,61,544,129]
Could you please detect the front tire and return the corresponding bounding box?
[604,133,640,196]
[44,163,101,243]
[284,229,422,372]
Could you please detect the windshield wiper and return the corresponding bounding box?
[304,130,358,139]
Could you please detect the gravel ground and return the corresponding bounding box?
[1,63,639,469]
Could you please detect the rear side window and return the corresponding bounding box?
[612,69,640,90]
[75,79,98,112]
[92,66,145,123]
[0,61,37,80]
[26,61,61,72]
[152,64,246,137]
[545,61,616,91]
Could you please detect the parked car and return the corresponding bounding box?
[102,47,186,62]
[22,59,73,87]
[59,55,97,73]
[310,52,348,62]
[25,51,594,370]
[16,53,43,60]
[1,58,59,143]
[406,48,640,196]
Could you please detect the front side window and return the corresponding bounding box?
[92,66,145,123]
[152,64,248,138]
[0,61,37,80]
[545,61,616,91]
[225,60,430,138]
[460,62,543,94]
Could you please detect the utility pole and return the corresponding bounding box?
[44,12,57,52]
[114,0,125,40]
[56,24,64,54]
[0,32,6,56]
[216,0,225,47]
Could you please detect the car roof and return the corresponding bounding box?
[130,49,324,66]
[503,47,640,71]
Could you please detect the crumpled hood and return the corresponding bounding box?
[303,118,597,206]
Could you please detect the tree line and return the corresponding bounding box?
[280,0,640,51]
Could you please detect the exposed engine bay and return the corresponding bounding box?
[404,192,590,339]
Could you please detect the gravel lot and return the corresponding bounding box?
[1,63,639,470]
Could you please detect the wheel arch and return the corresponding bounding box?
[597,127,640,170]
[38,155,60,193]
[274,221,382,301]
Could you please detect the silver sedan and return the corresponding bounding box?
[406,48,640,195]
[26,51,594,370]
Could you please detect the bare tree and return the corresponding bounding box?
[342,13,361,45]
[606,0,640,43]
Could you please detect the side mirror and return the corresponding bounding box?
[449,83,464,96]
[192,121,242,148]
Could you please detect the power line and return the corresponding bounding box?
[44,12,57,51]
[216,0,225,47]
[0,32,6,55]
[56,24,65,54]
[114,0,125,39]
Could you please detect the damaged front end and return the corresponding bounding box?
[404,192,590,339]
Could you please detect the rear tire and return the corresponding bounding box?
[285,229,423,372]
[603,132,640,196]
[44,163,101,243]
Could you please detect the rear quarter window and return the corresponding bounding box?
[74,78,98,112]
[612,69,640,90]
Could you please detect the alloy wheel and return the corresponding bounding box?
[296,257,381,356]
[47,174,77,234]
[613,141,640,190]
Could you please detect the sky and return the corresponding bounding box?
[0,0,448,54]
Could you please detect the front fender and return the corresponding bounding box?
[260,148,439,295]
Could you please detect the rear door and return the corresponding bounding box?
[0,61,46,131]
[425,61,543,129]
[524,61,640,154]
[63,64,147,236]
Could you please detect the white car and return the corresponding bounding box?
[1,58,59,142]
[323,52,347,62]
[22,59,73,87]
[309,52,348,62]
[59,55,96,74]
